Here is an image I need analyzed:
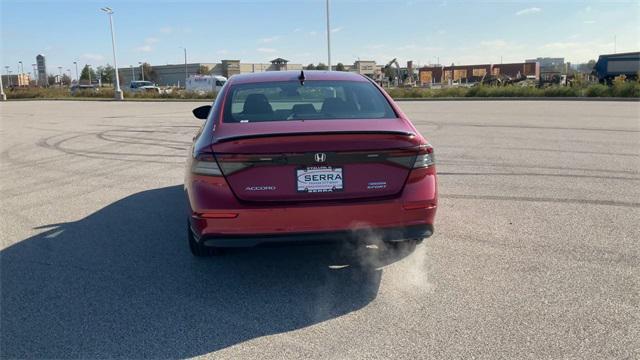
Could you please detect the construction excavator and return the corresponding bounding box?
[384,58,402,86]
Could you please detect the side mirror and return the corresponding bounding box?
[192,105,212,120]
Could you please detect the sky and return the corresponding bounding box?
[1,0,639,76]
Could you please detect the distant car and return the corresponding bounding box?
[185,70,438,256]
[128,80,160,93]
[70,84,99,95]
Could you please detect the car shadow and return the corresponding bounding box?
[1,185,414,358]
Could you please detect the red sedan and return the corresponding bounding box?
[185,70,437,256]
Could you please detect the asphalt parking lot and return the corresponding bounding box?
[1,100,638,359]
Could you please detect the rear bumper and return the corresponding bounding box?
[194,224,433,248]
[185,166,437,246]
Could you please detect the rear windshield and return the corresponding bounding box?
[223,80,396,123]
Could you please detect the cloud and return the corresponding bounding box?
[583,20,596,24]
[259,36,280,43]
[308,31,318,36]
[516,7,541,16]
[436,29,446,35]
[479,39,508,49]
[135,37,159,53]
[257,47,277,53]
[217,49,229,55]
[159,26,173,34]
[331,27,343,33]
[80,53,105,61]
[135,45,153,53]
[293,28,301,33]
[365,44,385,50]
[537,40,615,62]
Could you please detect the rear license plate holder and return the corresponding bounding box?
[296,166,344,193]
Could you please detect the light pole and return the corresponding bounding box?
[101,7,124,100]
[179,47,188,88]
[87,64,92,85]
[138,62,144,81]
[58,66,63,85]
[0,72,5,100]
[73,61,79,82]
[18,61,24,86]
[326,0,331,71]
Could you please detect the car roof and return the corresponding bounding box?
[228,70,369,85]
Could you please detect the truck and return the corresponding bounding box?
[593,52,640,83]
[186,75,227,94]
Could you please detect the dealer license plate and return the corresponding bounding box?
[296,166,344,193]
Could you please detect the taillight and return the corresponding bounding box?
[191,153,223,176]
[413,145,435,168]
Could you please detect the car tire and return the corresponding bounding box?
[188,222,222,257]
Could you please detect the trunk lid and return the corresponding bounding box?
[211,119,421,202]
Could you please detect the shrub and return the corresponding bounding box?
[585,84,611,97]
[611,81,640,97]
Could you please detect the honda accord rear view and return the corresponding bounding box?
[185,70,437,256]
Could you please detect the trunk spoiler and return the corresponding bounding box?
[213,130,416,144]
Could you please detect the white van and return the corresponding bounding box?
[186,75,227,94]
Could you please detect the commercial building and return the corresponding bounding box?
[526,57,565,81]
[118,58,303,87]
[419,61,539,85]
[2,73,31,87]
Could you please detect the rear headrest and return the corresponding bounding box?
[243,94,273,114]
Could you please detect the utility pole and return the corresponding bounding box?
[326,0,331,70]
[182,47,188,88]
[0,70,6,101]
[101,7,124,100]
[73,61,79,82]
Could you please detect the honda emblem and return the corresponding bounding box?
[314,153,327,163]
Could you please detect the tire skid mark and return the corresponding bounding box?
[34,129,189,163]
[411,120,640,133]
[436,144,640,158]
[441,193,640,208]
[438,160,639,176]
[438,171,640,181]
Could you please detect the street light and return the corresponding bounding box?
[87,64,92,85]
[0,72,5,101]
[179,46,187,88]
[73,61,79,82]
[58,66,63,85]
[101,6,124,100]
[138,62,144,81]
[18,61,24,75]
